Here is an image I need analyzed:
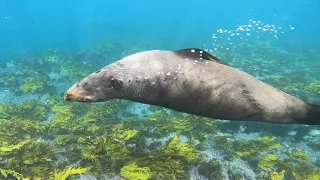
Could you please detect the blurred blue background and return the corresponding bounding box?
[0,0,319,61]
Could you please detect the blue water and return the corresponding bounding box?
[0,1,320,180]
[1,0,319,61]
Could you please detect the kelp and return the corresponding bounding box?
[120,135,203,180]
[0,138,61,179]
[258,154,278,171]
[0,100,47,122]
[53,167,89,180]
[140,110,219,142]
[0,168,25,180]
[232,136,282,160]
[198,160,225,180]
[269,170,285,180]
[289,148,310,164]
[305,81,320,94]
[120,162,152,180]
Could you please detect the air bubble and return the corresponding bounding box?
[207,19,291,53]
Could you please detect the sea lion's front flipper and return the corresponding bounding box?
[174,48,229,66]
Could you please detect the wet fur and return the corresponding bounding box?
[65,48,319,125]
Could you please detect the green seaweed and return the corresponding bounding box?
[305,81,320,94]
[0,100,47,122]
[258,154,278,171]
[232,136,282,160]
[198,160,225,180]
[143,110,219,142]
[290,148,310,164]
[53,167,89,180]
[120,162,152,180]
[0,168,25,180]
[0,137,62,179]
[213,135,233,154]
[19,73,51,94]
[269,170,285,180]
[118,135,203,180]
[290,164,320,180]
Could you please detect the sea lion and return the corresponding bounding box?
[64,48,320,125]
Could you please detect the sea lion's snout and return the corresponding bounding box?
[64,92,73,101]
[64,74,109,103]
[64,90,93,102]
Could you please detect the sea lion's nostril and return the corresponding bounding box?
[64,95,69,101]
[64,92,72,101]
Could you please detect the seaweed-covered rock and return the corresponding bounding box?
[198,160,224,180]
[258,154,278,171]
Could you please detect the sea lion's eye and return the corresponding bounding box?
[82,82,88,87]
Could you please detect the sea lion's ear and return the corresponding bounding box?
[174,48,229,66]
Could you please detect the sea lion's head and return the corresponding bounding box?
[64,68,122,102]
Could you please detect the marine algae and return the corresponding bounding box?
[48,104,78,134]
[0,138,61,179]
[258,154,278,171]
[0,168,25,180]
[142,111,218,142]
[0,139,33,156]
[19,72,53,94]
[305,81,320,94]
[233,136,282,160]
[198,160,225,180]
[291,164,320,180]
[269,170,285,180]
[53,167,89,180]
[0,100,47,122]
[120,162,152,180]
[290,148,310,164]
[120,135,202,180]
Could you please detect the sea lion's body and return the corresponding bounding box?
[64,48,320,125]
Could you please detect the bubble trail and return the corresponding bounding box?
[205,19,295,54]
